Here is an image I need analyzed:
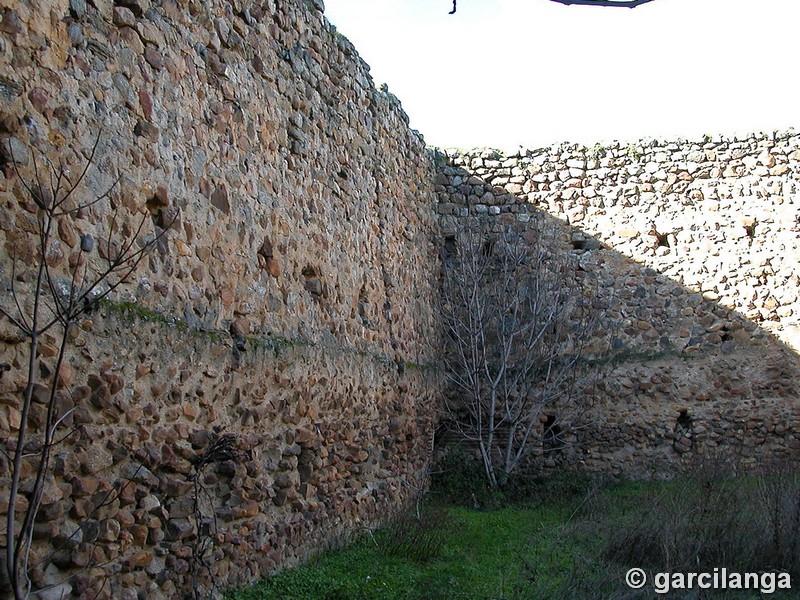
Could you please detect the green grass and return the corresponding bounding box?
[226,487,592,600]
[227,469,800,600]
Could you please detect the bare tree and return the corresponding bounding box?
[0,135,172,599]
[439,218,600,488]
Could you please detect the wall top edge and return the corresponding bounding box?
[431,127,800,159]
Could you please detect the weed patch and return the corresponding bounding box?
[379,507,451,562]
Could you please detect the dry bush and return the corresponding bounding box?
[602,456,800,579]
[378,507,452,563]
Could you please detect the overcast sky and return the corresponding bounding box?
[323,0,799,149]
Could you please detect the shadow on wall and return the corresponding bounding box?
[434,134,800,478]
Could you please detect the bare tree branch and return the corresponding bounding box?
[0,136,169,599]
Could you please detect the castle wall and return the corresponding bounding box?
[436,131,800,476]
[2,0,800,595]
[0,0,440,597]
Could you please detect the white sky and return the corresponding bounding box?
[323,0,799,149]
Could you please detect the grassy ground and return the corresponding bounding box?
[226,465,800,600]
[226,502,582,600]
[224,479,644,599]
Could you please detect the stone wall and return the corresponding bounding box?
[0,0,440,597]
[2,0,799,593]
[436,130,800,476]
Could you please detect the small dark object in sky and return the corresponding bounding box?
[550,0,655,6]
[449,0,656,14]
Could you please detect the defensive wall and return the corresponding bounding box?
[0,0,799,597]
[0,0,439,597]
[435,132,800,475]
